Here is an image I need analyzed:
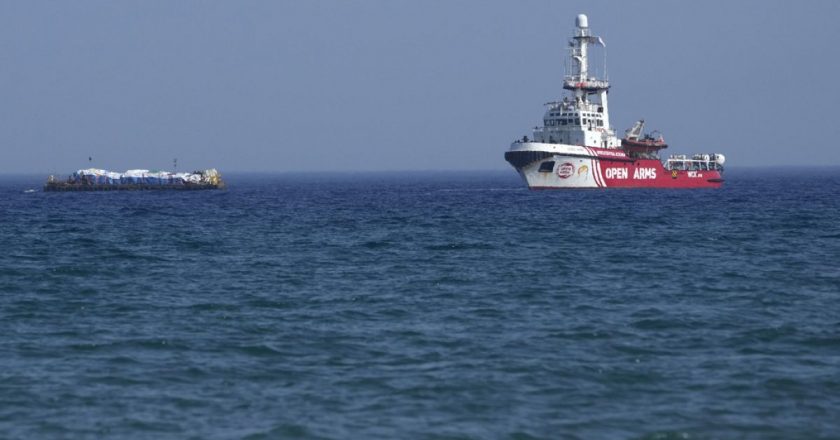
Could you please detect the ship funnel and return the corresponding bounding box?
[576,14,588,29]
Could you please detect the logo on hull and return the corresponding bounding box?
[577,164,589,176]
[557,162,575,179]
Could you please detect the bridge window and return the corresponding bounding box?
[575,118,580,125]
[538,161,555,173]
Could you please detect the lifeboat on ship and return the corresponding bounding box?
[621,119,668,157]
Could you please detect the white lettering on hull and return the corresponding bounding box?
[605,168,628,179]
[633,168,657,179]
[604,167,657,180]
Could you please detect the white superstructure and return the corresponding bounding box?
[530,13,620,150]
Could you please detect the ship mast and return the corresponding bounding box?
[564,14,610,130]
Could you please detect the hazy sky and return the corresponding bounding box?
[1,1,839,174]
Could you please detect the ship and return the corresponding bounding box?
[44,168,224,191]
[504,14,725,189]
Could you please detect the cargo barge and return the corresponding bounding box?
[44,168,224,192]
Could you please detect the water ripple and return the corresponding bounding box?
[1,170,839,438]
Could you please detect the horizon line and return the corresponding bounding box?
[1,164,839,178]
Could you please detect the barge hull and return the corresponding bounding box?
[44,183,224,192]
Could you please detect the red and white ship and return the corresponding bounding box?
[505,14,725,189]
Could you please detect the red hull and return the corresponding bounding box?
[591,147,722,188]
[597,159,722,188]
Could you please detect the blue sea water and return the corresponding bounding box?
[1,168,839,439]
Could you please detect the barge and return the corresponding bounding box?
[44,168,224,192]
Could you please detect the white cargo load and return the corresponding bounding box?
[69,168,221,186]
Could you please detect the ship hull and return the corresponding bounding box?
[505,143,722,189]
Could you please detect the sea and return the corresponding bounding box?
[1,168,839,439]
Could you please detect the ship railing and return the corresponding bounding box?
[664,158,723,172]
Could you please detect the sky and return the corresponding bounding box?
[1,0,839,174]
